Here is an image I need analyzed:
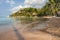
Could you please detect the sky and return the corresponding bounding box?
[0,0,48,17]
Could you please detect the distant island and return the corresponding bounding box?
[10,0,60,17]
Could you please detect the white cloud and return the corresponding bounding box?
[11,0,48,13]
[24,0,48,8]
[25,0,45,4]
[6,0,15,6]
[11,5,30,13]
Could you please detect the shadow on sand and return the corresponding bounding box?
[12,26,24,40]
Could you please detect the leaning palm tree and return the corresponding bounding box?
[49,0,60,16]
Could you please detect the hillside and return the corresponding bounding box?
[10,0,60,17]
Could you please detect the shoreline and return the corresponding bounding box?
[0,17,60,40]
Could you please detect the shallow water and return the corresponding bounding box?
[0,17,49,33]
[0,17,13,25]
[0,17,14,33]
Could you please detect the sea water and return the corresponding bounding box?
[0,17,13,33]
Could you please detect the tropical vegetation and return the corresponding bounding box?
[10,0,60,17]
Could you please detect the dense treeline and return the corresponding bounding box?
[10,0,60,17]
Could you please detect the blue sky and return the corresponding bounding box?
[0,0,48,17]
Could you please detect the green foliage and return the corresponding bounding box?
[10,0,60,17]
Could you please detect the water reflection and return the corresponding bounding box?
[12,17,49,24]
[11,17,50,32]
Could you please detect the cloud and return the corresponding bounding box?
[24,0,48,7]
[6,0,15,6]
[11,0,48,13]
[25,0,45,5]
[11,5,30,13]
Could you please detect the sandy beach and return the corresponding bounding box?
[0,17,60,40]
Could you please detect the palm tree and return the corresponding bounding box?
[49,0,60,16]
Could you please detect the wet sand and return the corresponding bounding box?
[0,18,60,40]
